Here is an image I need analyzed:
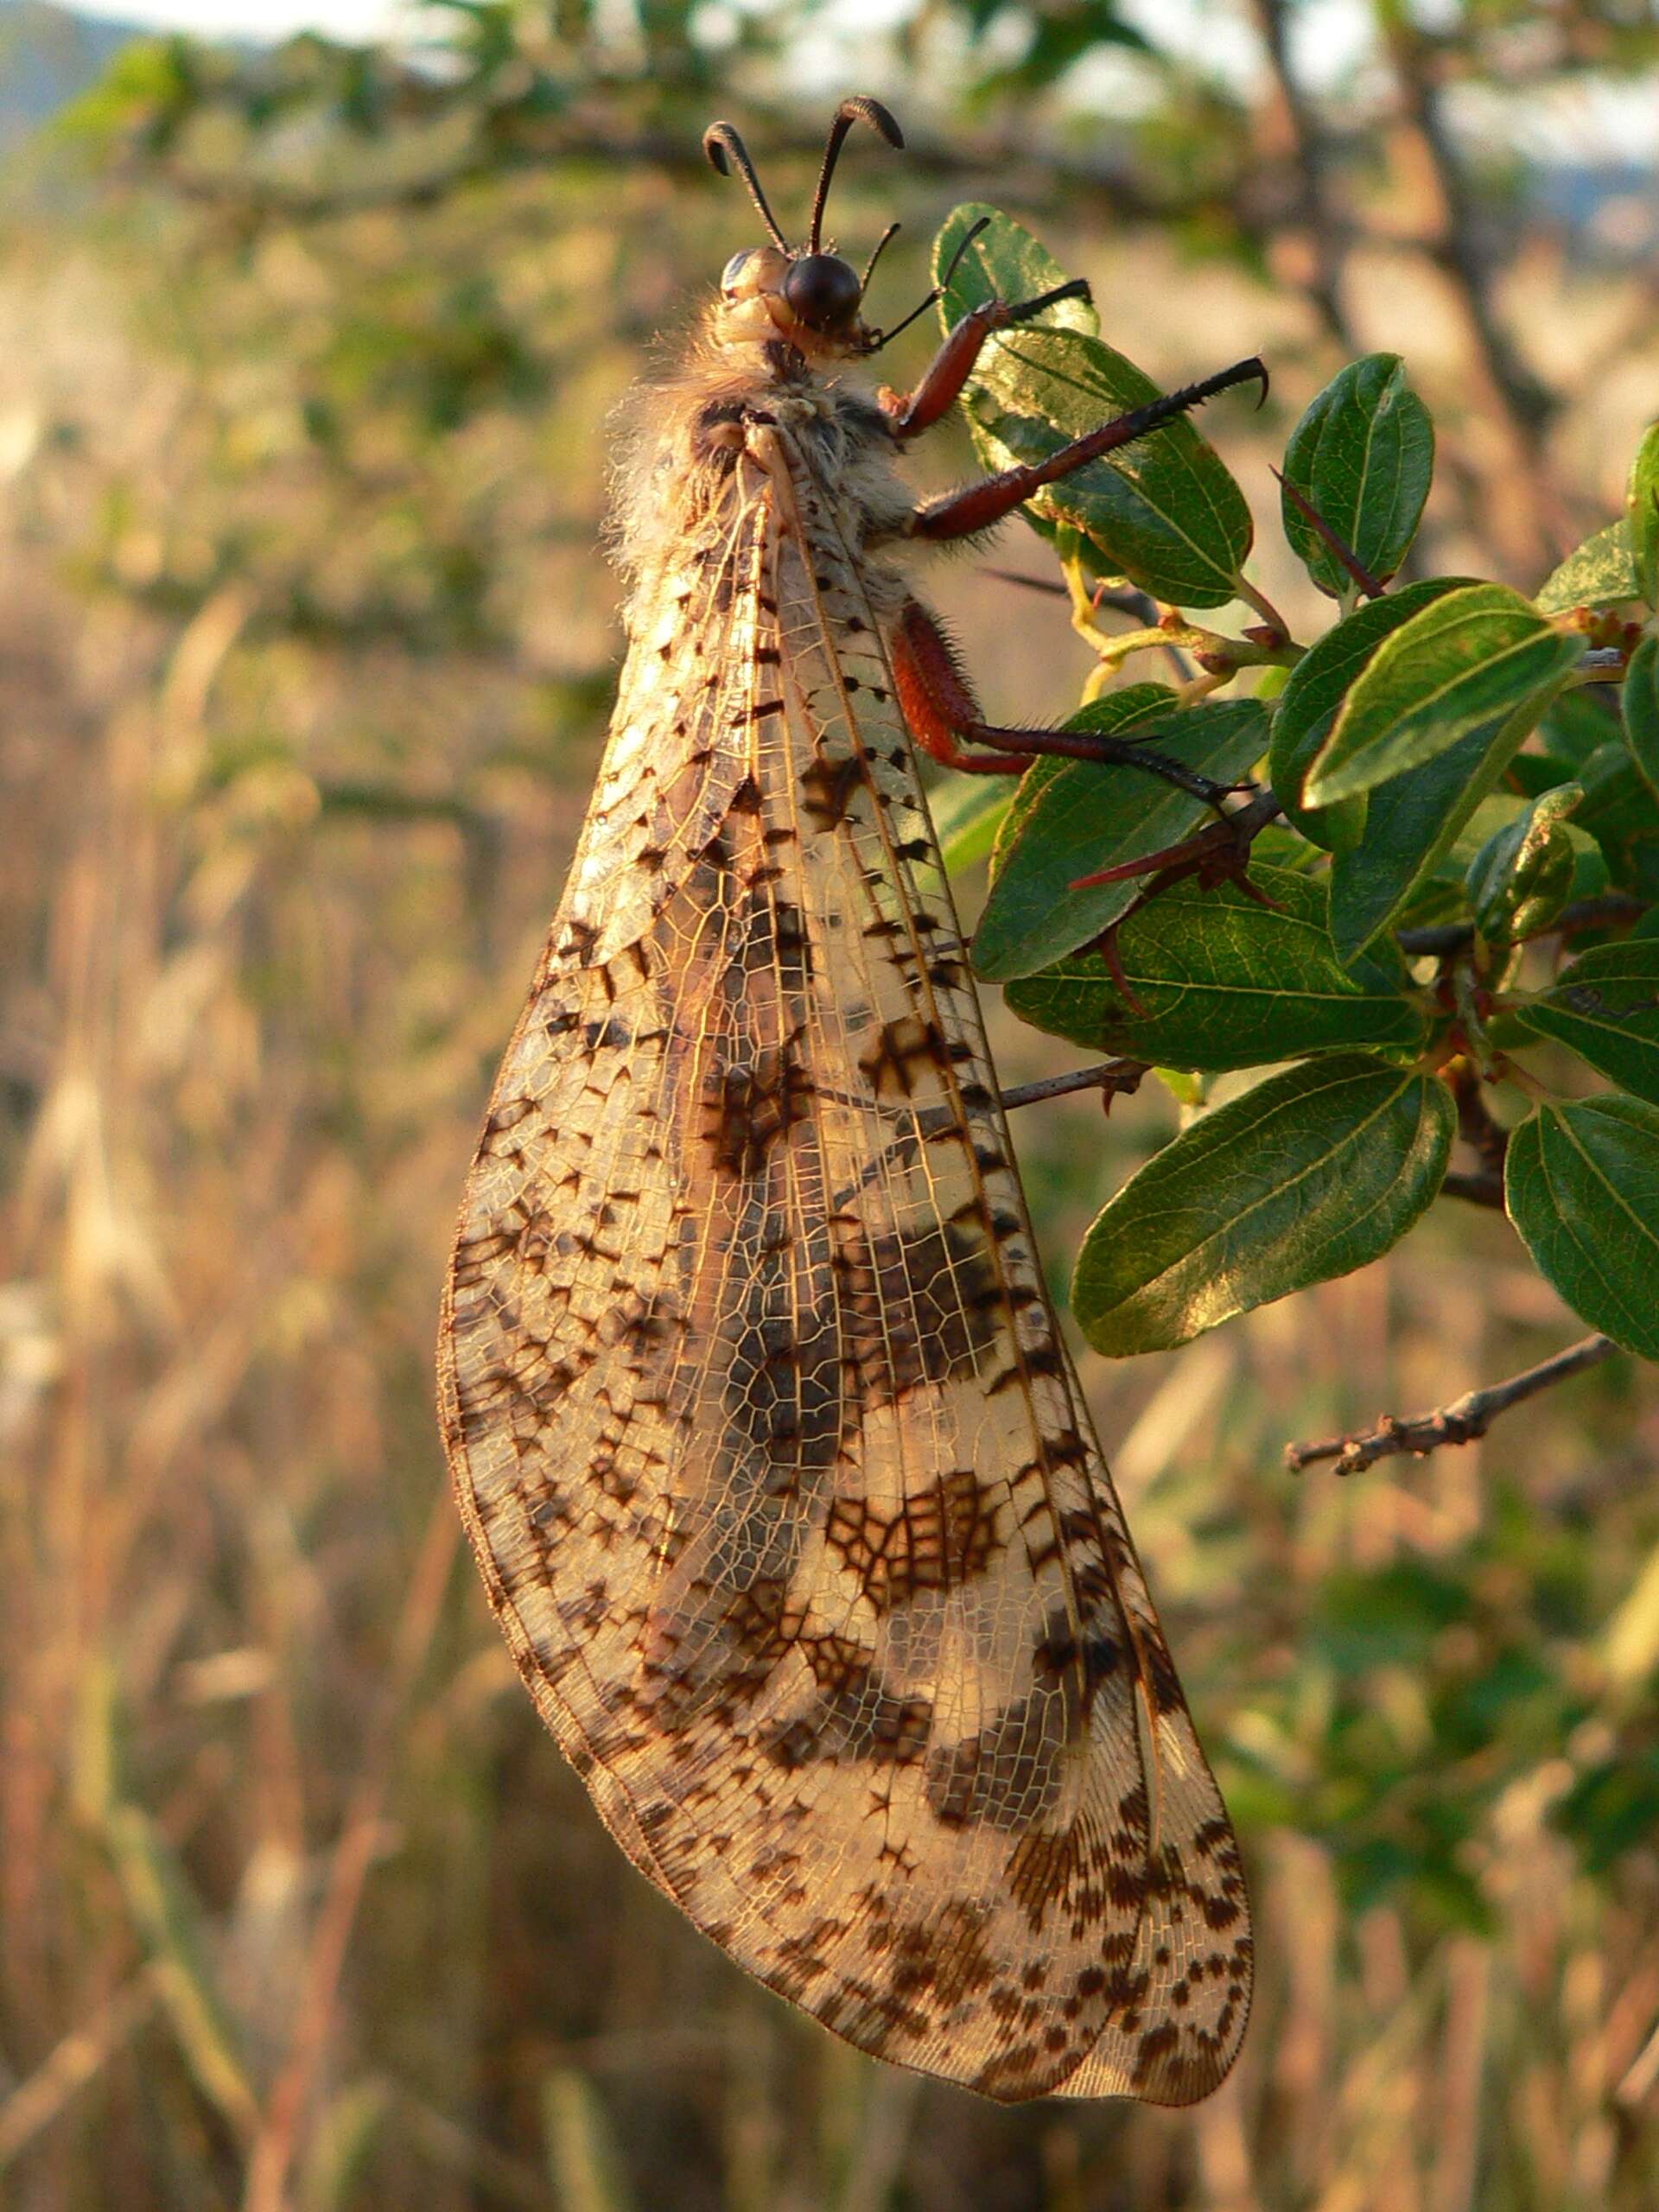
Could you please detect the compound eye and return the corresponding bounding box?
[783,253,862,333]
[721,250,758,296]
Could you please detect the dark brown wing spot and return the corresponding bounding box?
[760,1641,932,1771]
[832,1218,1004,1409]
[823,1467,1003,1611]
[857,1014,947,1097]
[800,753,864,831]
[925,1688,1069,1834]
[700,1039,813,1177]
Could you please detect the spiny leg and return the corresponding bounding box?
[880,275,1094,438]
[888,600,1240,807]
[907,355,1268,539]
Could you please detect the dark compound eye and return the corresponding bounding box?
[783,253,862,333]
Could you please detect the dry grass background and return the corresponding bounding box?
[2,73,1659,2212]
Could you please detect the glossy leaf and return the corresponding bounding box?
[935,207,1255,607]
[1305,583,1582,806]
[1505,1096,1659,1358]
[1534,520,1639,616]
[1329,707,1554,964]
[1268,579,1463,852]
[1071,1055,1455,1354]
[1574,742,1659,901]
[988,683,1173,877]
[1622,631,1659,802]
[1465,783,1581,944]
[1280,353,1433,598]
[1514,941,1659,1107]
[973,696,1268,981]
[932,202,1100,340]
[1003,867,1427,1068]
[1628,423,1659,608]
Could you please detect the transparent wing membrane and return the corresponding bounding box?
[439,391,1250,2105]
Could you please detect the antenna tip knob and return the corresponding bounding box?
[836,95,904,150]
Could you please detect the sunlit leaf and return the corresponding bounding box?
[1071,1055,1454,1352]
[1305,583,1581,806]
[935,207,1255,607]
[1268,579,1464,852]
[1003,867,1427,1068]
[1280,353,1433,597]
[1505,1097,1659,1358]
[1622,631,1659,802]
[1627,423,1659,608]
[1534,520,1639,616]
[974,696,1266,981]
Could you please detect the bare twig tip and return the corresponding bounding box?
[1286,1333,1620,1475]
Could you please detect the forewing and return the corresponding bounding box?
[439,433,1250,2104]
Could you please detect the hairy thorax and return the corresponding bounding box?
[610,333,917,635]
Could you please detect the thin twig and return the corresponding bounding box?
[1396,892,1646,960]
[1236,572,1297,641]
[1285,1332,1619,1475]
[981,569,1163,632]
[1446,1058,1509,1175]
[1000,1058,1150,1112]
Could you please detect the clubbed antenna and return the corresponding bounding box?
[808,96,904,255]
[702,121,791,254]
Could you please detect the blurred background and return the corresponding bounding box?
[3,2,1658,2206]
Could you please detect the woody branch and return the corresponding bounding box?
[1286,1333,1620,1476]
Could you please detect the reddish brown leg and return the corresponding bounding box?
[880,280,1092,440]
[889,601,1237,805]
[910,356,1268,540]
[890,602,1031,773]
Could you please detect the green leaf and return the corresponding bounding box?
[1305,583,1582,806]
[1505,1096,1659,1358]
[1628,423,1659,608]
[1280,353,1434,598]
[1513,941,1659,1107]
[1465,783,1581,944]
[1003,867,1428,1068]
[1534,520,1640,616]
[934,207,1255,607]
[1071,1055,1455,1353]
[988,683,1174,877]
[1622,632,1659,802]
[973,697,1268,981]
[1541,687,1620,766]
[1329,708,1565,964]
[931,775,1013,872]
[933,203,1098,337]
[1574,742,1659,900]
[1268,579,1463,852]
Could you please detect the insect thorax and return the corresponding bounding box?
[608,337,913,621]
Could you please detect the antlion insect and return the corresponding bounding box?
[439,96,1262,2104]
